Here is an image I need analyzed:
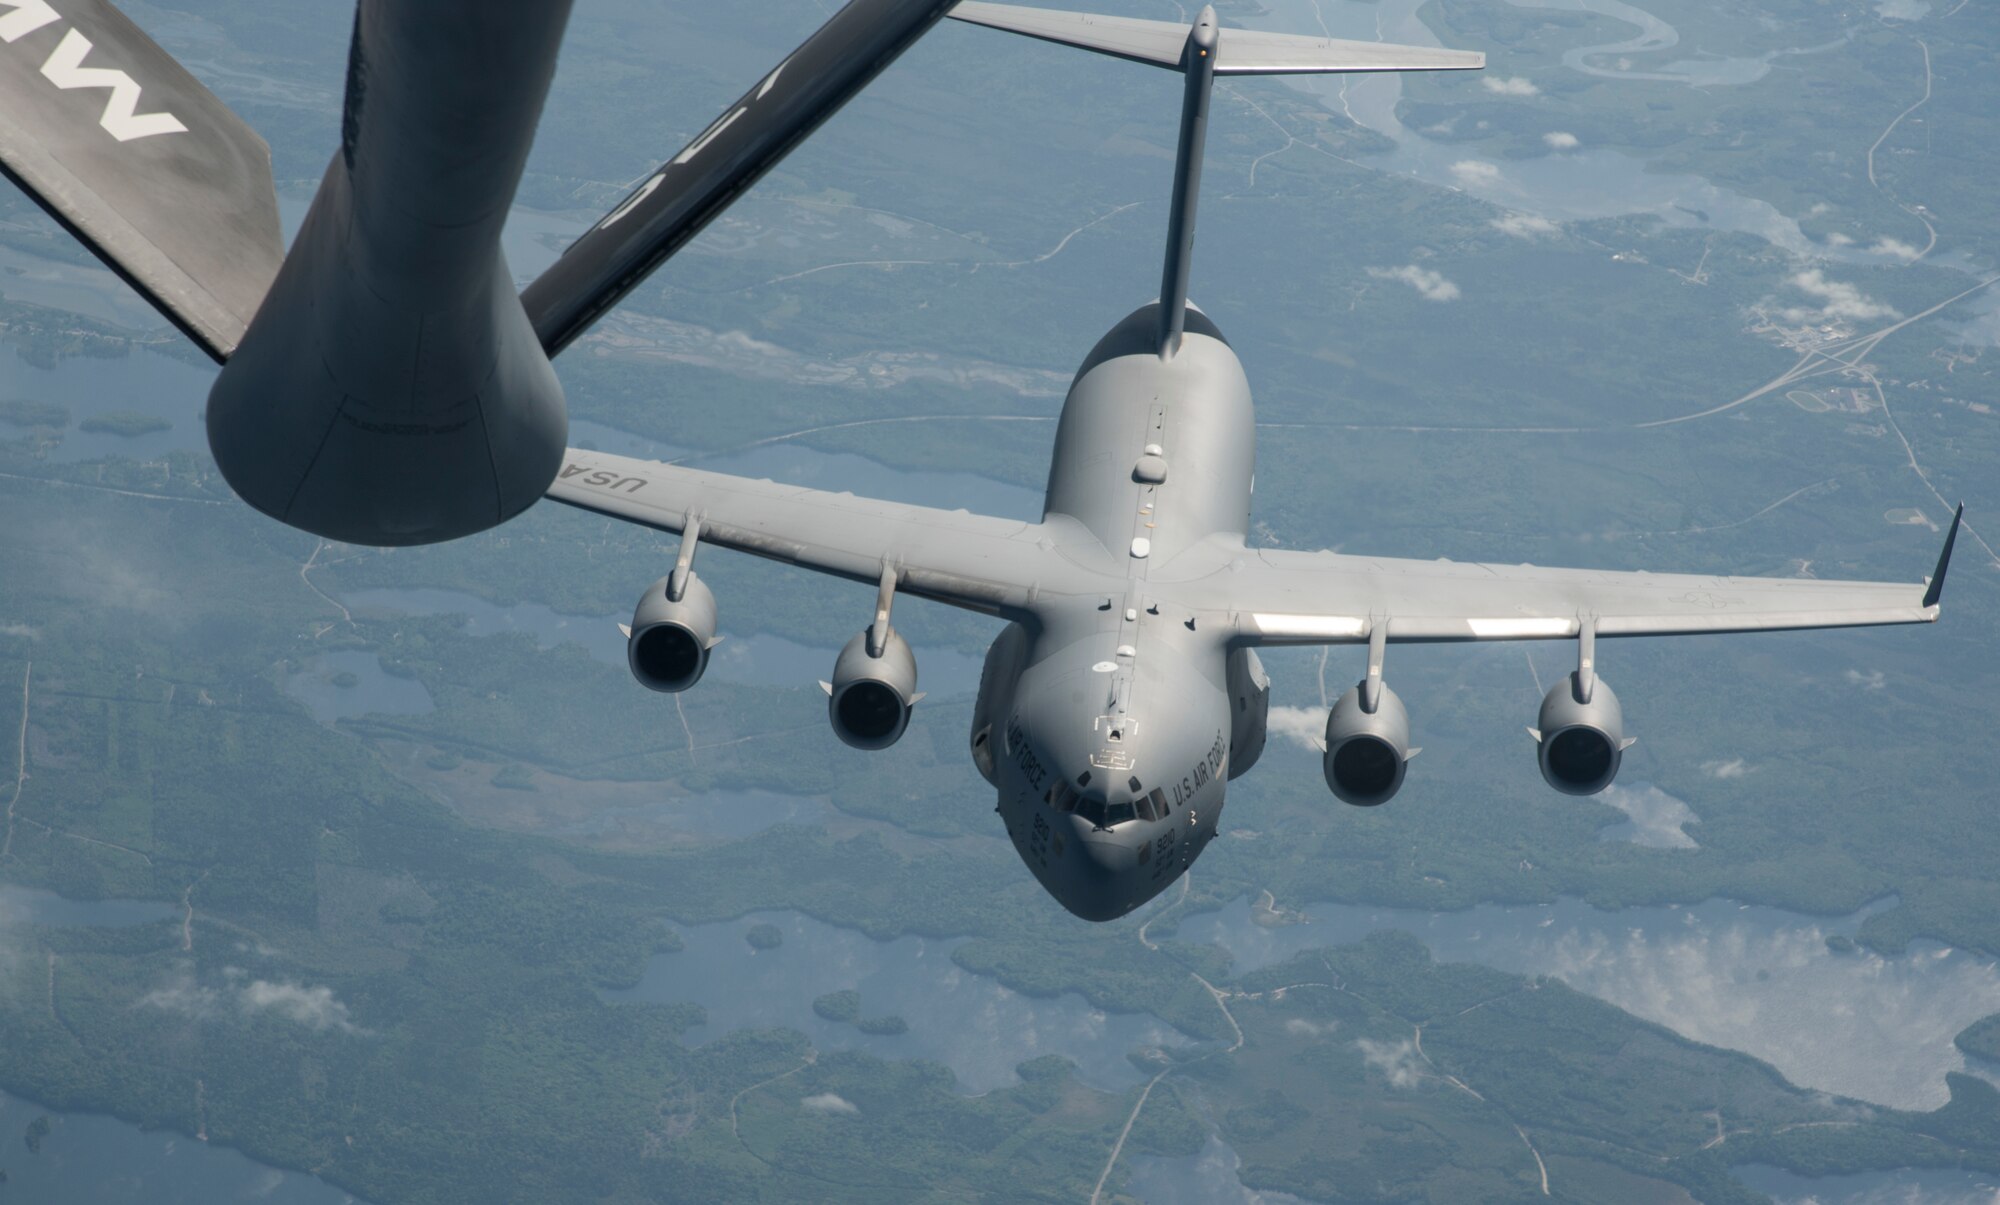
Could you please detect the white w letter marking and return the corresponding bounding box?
[40,28,185,141]
[0,1,60,44]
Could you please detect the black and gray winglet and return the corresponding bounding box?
[0,0,283,361]
[1922,503,1964,611]
[521,0,962,358]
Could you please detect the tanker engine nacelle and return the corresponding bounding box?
[1323,682,1416,807]
[1532,672,1632,796]
[626,574,719,693]
[827,628,921,751]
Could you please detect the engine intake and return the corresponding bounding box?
[1534,673,1630,796]
[827,628,920,750]
[1323,683,1414,807]
[626,573,718,693]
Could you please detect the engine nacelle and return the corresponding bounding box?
[1533,673,1630,796]
[828,628,919,751]
[627,574,718,693]
[1324,683,1414,807]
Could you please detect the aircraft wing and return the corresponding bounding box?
[545,449,1089,617]
[1199,508,1959,645]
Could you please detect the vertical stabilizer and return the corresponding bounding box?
[947,2,1483,359]
[1157,7,1217,359]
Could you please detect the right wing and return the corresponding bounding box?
[1183,508,1961,646]
[0,0,283,361]
[546,449,1101,617]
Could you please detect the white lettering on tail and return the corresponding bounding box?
[39,27,185,141]
[0,1,59,44]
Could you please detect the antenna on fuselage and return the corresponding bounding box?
[946,2,1485,358]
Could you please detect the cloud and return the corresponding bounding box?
[1702,758,1751,780]
[1543,131,1580,150]
[1368,265,1462,302]
[1482,76,1539,96]
[1285,1018,1338,1038]
[138,965,223,1020]
[1265,706,1325,751]
[1354,1038,1424,1088]
[1491,213,1562,240]
[1597,784,1701,850]
[1845,669,1887,691]
[1529,918,2000,1110]
[0,623,35,641]
[1825,232,1855,247]
[801,1093,858,1115]
[1781,270,1898,325]
[139,966,363,1033]
[242,980,362,1033]
[1450,159,1502,187]
[1870,237,1922,262]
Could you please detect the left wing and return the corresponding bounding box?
[1168,507,1960,645]
[546,449,1098,616]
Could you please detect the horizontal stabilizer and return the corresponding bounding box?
[947,2,1483,74]
[0,0,283,361]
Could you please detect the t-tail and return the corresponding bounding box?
[948,2,1483,358]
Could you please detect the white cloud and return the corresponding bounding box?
[0,623,35,641]
[1450,159,1502,187]
[1870,237,1922,262]
[1355,1038,1425,1088]
[1491,213,1562,240]
[1597,784,1701,850]
[242,980,362,1033]
[1543,131,1580,150]
[1265,706,1325,751]
[1702,758,1751,780]
[1368,264,1462,302]
[1825,232,1855,247]
[139,966,363,1033]
[1780,270,1898,325]
[1531,919,2000,1110]
[1483,76,1539,96]
[1846,669,1888,691]
[801,1093,858,1115]
[1285,1018,1338,1038]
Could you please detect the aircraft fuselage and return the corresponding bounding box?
[982,303,1264,921]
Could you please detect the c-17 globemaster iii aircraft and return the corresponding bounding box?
[550,4,1962,922]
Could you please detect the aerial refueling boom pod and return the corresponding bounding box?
[0,0,962,545]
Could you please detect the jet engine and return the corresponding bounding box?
[626,574,718,693]
[827,628,920,751]
[1533,673,1631,796]
[1323,682,1415,807]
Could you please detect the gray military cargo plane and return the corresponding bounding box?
[549,4,1960,921]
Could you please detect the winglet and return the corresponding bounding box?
[1921,503,1964,610]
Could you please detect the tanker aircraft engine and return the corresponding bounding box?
[547,4,1961,921]
[0,0,962,545]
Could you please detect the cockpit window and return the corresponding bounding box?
[1105,801,1136,826]
[1076,797,1106,826]
[1047,779,1078,813]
